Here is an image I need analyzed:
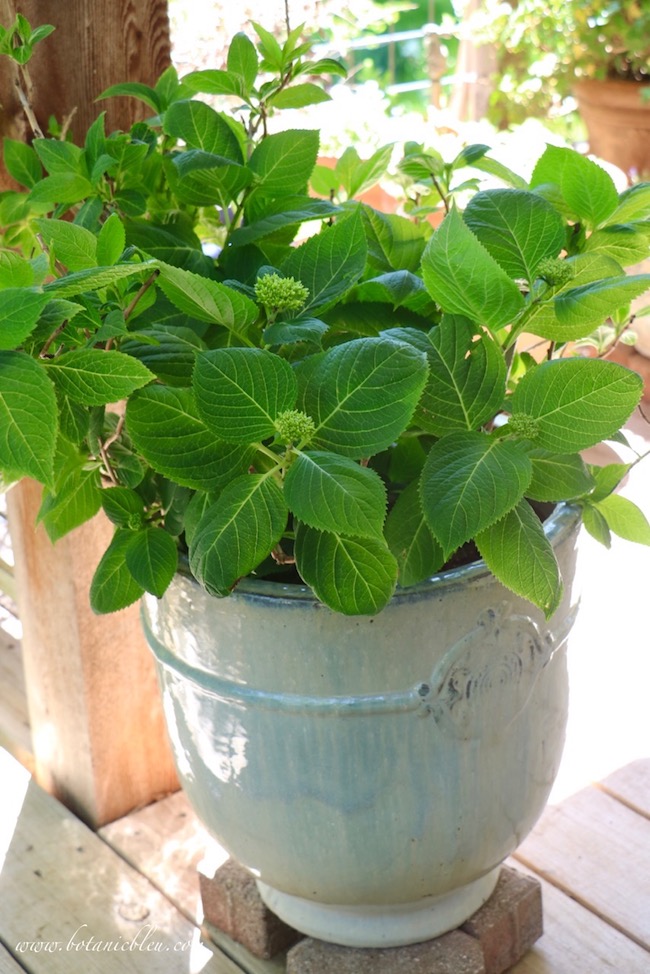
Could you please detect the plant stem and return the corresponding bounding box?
[123,270,160,321]
[39,321,68,358]
[98,414,125,485]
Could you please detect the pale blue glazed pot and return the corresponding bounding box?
[142,504,581,948]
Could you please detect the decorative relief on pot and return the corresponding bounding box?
[417,603,577,738]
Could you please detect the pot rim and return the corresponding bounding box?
[177,502,580,608]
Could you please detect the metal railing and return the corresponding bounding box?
[314,20,481,108]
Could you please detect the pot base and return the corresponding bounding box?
[256,868,500,948]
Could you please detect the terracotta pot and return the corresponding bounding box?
[573,78,650,179]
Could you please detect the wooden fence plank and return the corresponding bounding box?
[0,748,242,974]
[0,0,179,828]
[514,785,650,950]
[6,482,178,827]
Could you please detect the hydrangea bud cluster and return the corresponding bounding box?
[254,273,309,316]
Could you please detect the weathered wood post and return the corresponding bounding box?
[0,0,179,826]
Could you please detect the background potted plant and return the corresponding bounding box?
[471,0,650,178]
[2,12,650,949]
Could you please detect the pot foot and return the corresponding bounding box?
[256,868,500,948]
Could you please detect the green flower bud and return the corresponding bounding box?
[274,409,316,445]
[255,273,309,315]
[536,257,573,287]
[508,413,540,440]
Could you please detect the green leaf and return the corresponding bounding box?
[248,129,319,194]
[296,56,347,79]
[170,152,252,207]
[154,66,189,109]
[525,252,623,341]
[280,210,367,312]
[345,143,394,199]
[46,350,154,405]
[356,271,433,315]
[421,206,525,331]
[90,529,145,614]
[584,225,650,266]
[35,218,98,271]
[156,262,258,335]
[193,347,297,443]
[284,451,387,539]
[463,189,565,283]
[33,139,85,175]
[581,503,612,547]
[262,316,328,346]
[553,275,650,337]
[0,351,57,487]
[384,481,444,587]
[229,198,340,247]
[121,326,204,386]
[526,451,595,502]
[590,494,650,545]
[588,462,631,502]
[227,32,258,90]
[57,391,89,444]
[300,337,428,458]
[97,81,162,113]
[294,523,397,615]
[28,172,94,205]
[608,184,650,224]
[101,486,145,528]
[125,221,214,275]
[417,316,506,435]
[476,501,562,618]
[510,358,643,453]
[96,213,126,266]
[362,208,427,273]
[420,432,532,557]
[189,474,287,596]
[126,385,254,490]
[38,464,102,542]
[270,83,331,109]
[3,138,42,188]
[470,154,529,190]
[530,146,619,229]
[252,21,283,71]
[0,252,35,289]
[125,527,178,597]
[0,288,49,350]
[181,68,245,98]
[163,99,243,162]
[44,262,158,297]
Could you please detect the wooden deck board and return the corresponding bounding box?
[0,621,30,760]
[102,773,650,973]
[0,944,27,974]
[100,790,285,973]
[0,748,243,974]
[514,784,650,951]
[5,735,650,972]
[598,757,650,818]
[510,863,650,973]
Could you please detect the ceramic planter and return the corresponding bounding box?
[142,504,581,948]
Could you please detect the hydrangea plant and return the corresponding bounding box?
[1,16,650,618]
